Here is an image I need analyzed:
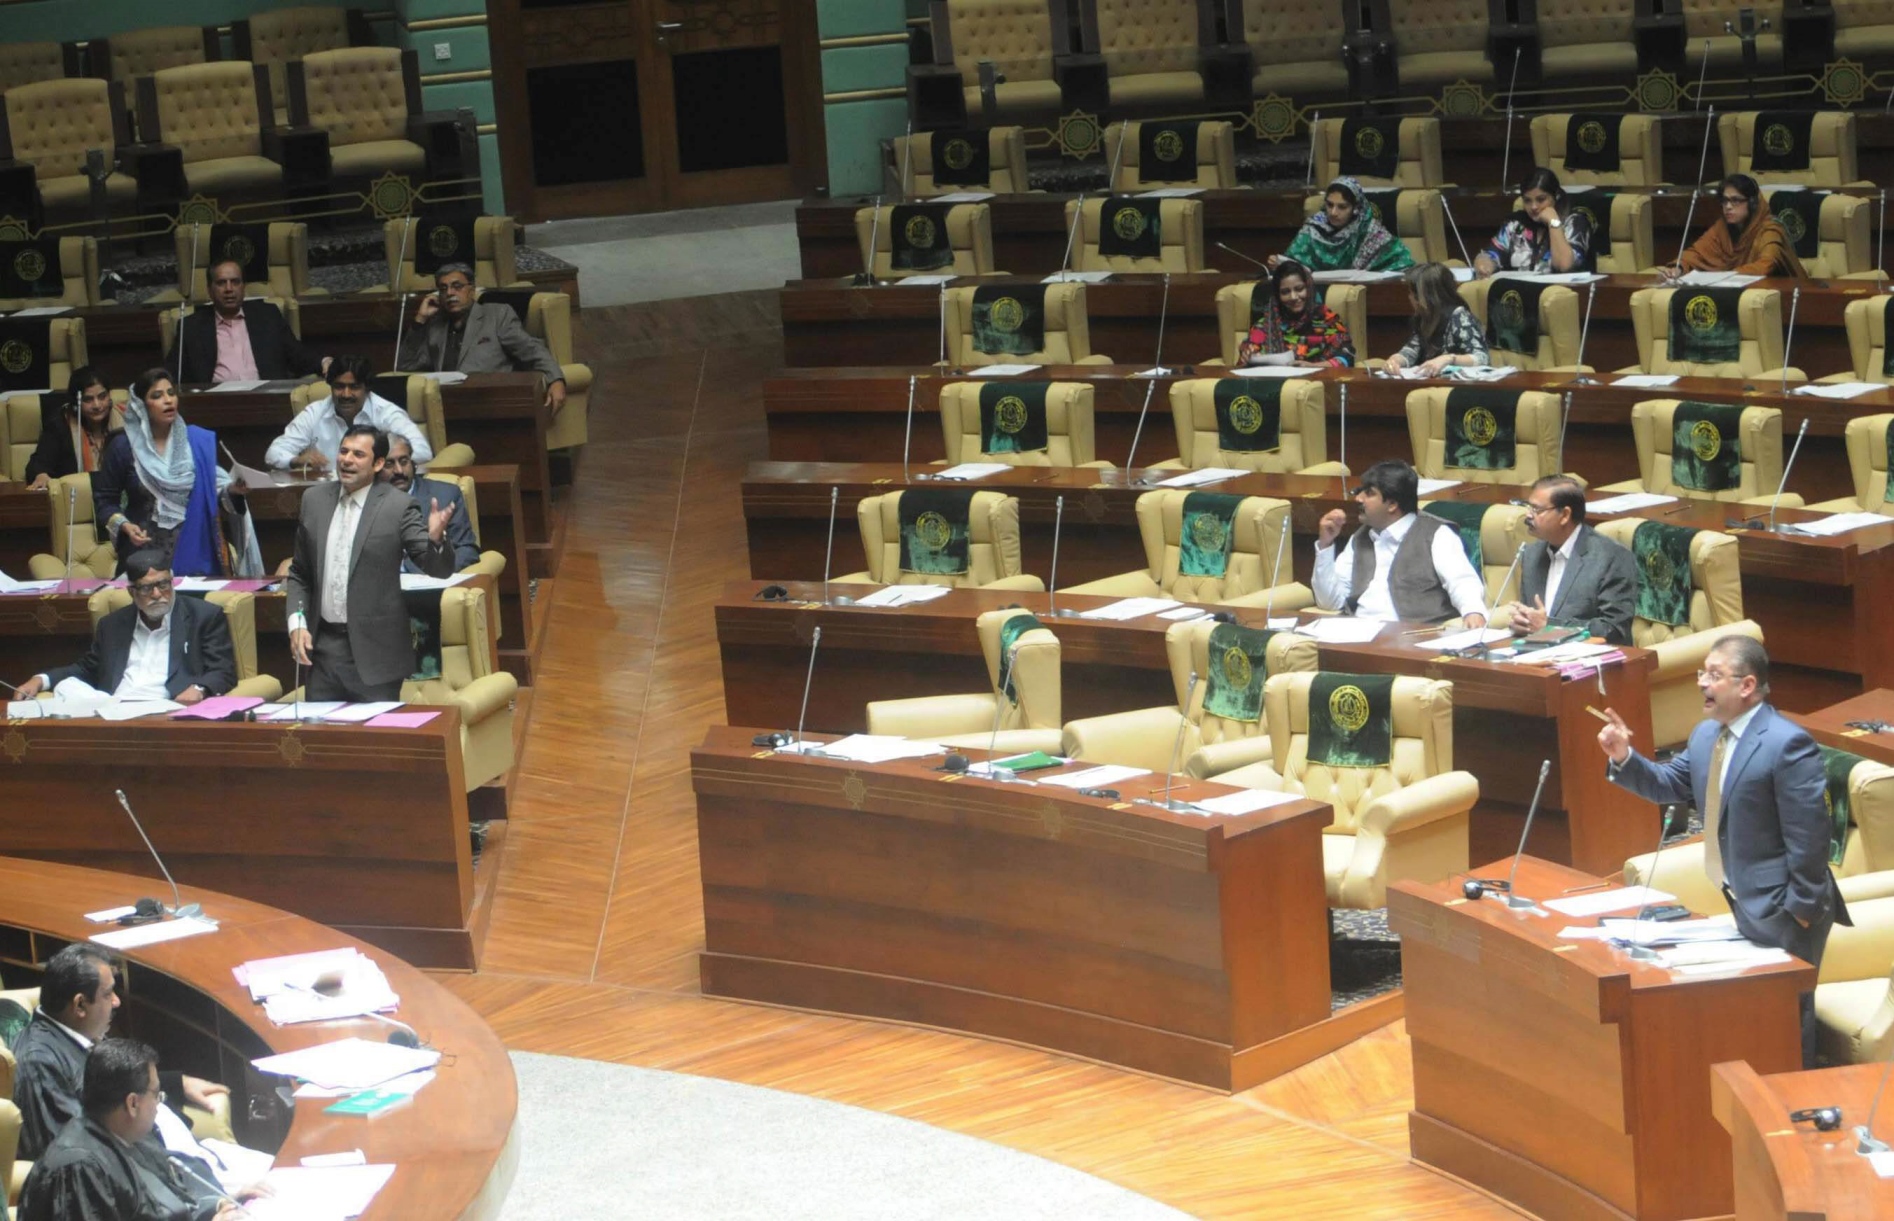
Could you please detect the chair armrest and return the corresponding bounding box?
[262,125,330,186]
[1185,734,1273,780]
[1759,367,1808,384]
[560,362,593,394]
[124,143,185,202]
[1809,496,1871,512]
[1297,461,1351,478]
[427,443,477,470]
[231,675,283,701]
[1623,837,1729,913]
[830,570,875,585]
[866,692,998,738]
[1062,705,1189,773]
[1213,759,1287,790]
[1199,43,1253,109]
[1819,896,1894,984]
[27,554,69,580]
[463,551,507,581]
[1053,52,1109,113]
[1818,371,1871,383]
[1062,570,1161,598]
[451,672,518,722]
[941,727,1066,755]
[1151,459,1187,469]
[1645,621,1761,682]
[1078,460,1115,470]
[1075,354,1114,365]
[981,574,1046,592]
[1219,582,1315,612]
[1358,770,1480,839]
[1840,271,1888,282]
[1738,492,1804,508]
[1841,871,1894,904]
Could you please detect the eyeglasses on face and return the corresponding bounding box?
[129,578,173,595]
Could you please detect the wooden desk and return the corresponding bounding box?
[1711,1060,1894,1221]
[1795,690,1894,766]
[779,273,1868,378]
[0,855,517,1218]
[1392,855,1812,1221]
[693,725,1392,1091]
[0,713,496,969]
[0,481,51,572]
[714,581,1658,873]
[762,365,1875,502]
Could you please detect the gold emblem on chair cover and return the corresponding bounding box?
[1221,644,1252,692]
[1683,293,1719,334]
[1576,120,1608,154]
[1689,419,1722,461]
[1355,126,1385,159]
[1111,206,1147,241]
[915,510,953,549]
[1780,207,1807,244]
[989,296,1024,332]
[0,339,32,374]
[1644,544,1677,591]
[1228,394,1264,435]
[941,137,975,171]
[993,395,1028,434]
[221,233,256,269]
[1153,129,1185,162]
[904,213,938,249]
[428,224,460,258]
[1762,123,1795,156]
[1464,406,1499,447]
[1329,684,1371,734]
[12,247,46,283]
[1189,512,1228,552]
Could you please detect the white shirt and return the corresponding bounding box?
[318,485,370,625]
[1543,527,1583,613]
[1715,703,1764,794]
[1311,512,1489,622]
[264,391,433,469]
[115,607,173,700]
[47,1013,93,1051]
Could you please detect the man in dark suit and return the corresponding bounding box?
[164,258,330,385]
[1500,475,1639,644]
[1599,636,1849,1065]
[286,423,457,701]
[380,434,480,571]
[397,261,565,411]
[11,551,234,703]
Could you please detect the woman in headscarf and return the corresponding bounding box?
[1659,173,1805,281]
[92,368,259,576]
[24,366,119,489]
[1236,259,1355,368]
[1474,167,1591,277]
[1271,176,1414,274]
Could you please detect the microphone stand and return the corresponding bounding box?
[1622,806,1678,961]
[1338,380,1349,473]
[1124,376,1161,487]
[1568,281,1599,384]
[900,374,924,482]
[1672,106,1717,275]
[1557,390,1574,472]
[1693,38,1712,111]
[821,486,852,606]
[1880,190,1889,293]
[114,789,207,922]
[974,642,1025,781]
[1148,271,1172,375]
[1766,418,1809,534]
[1137,672,1202,812]
[855,195,884,287]
[938,285,951,367]
[1439,193,1476,268]
[1048,494,1078,618]
[895,117,914,201]
[1053,129,1128,282]
[786,625,823,754]
[1780,285,1800,394]
[1215,241,1270,274]
[1262,514,1291,623]
[1854,1054,1894,1155]
[1304,111,1320,187]
[62,484,76,588]
[1498,48,1522,195]
[1499,759,1552,908]
[390,219,414,369]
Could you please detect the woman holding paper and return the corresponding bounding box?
[1270,177,1414,274]
[1658,174,1805,281]
[1236,260,1356,368]
[1474,168,1591,277]
[1383,263,1489,376]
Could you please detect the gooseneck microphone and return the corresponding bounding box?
[62,484,77,586]
[1766,417,1809,536]
[1215,241,1269,273]
[1439,194,1476,269]
[1136,672,1201,813]
[900,374,919,484]
[1124,375,1161,486]
[1623,805,1678,961]
[1558,390,1574,465]
[1263,514,1291,622]
[1498,48,1522,195]
[1854,1052,1894,1155]
[176,224,200,384]
[1502,759,1552,907]
[391,218,414,369]
[1780,286,1801,396]
[1569,281,1599,385]
[1673,106,1717,274]
[976,641,1024,781]
[787,625,823,753]
[1047,494,1076,618]
[1150,271,1172,375]
[821,486,851,607]
[856,194,884,287]
[114,789,204,921]
[1304,111,1320,186]
[1338,380,1349,473]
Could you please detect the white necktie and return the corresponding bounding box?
[325,495,354,623]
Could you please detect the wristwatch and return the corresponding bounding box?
[1546,217,1564,231]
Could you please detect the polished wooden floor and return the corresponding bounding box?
[439,292,1526,1219]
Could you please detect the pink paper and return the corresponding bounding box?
[171,696,265,719]
[366,710,440,728]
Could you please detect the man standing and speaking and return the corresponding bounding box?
[286,424,457,701]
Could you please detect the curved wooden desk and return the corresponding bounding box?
[0,856,517,1220]
[1712,1060,1894,1221]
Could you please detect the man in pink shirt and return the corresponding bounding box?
[165,259,330,385]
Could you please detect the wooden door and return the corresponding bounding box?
[490,0,821,220]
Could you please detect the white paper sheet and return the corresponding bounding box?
[1134,187,1204,198]
[91,916,218,950]
[809,734,944,763]
[850,584,951,607]
[1586,492,1678,514]
[1041,271,1113,284]
[397,572,471,590]
[1496,271,1606,284]
[1507,640,1617,665]
[314,702,405,723]
[258,701,343,721]
[896,274,956,286]
[933,462,1010,481]
[205,380,268,392]
[85,905,139,923]
[929,191,995,202]
[1310,269,1403,283]
[1598,915,1745,946]
[967,363,1042,377]
[173,577,229,591]
[1417,627,1511,651]
[1671,270,1762,287]
[1193,788,1304,815]
[1038,764,1152,789]
[1227,365,1320,379]
[1541,885,1675,917]
[414,370,468,384]
[1612,374,1682,388]
[243,1164,397,1221]
[1450,266,1476,282]
[1781,512,1892,537]
[1792,380,1886,399]
[1415,478,1462,495]
[1077,597,1182,620]
[1157,606,1212,620]
[1155,466,1247,487]
[0,571,61,593]
[9,305,71,316]
[1441,365,1520,382]
[1292,617,1386,643]
[251,1037,439,1090]
[95,700,183,721]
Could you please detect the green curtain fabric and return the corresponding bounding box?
[1631,520,1697,626]
[404,589,444,681]
[971,285,1046,357]
[1669,401,1744,492]
[1668,287,1743,365]
[1213,379,1283,453]
[1098,196,1163,259]
[1443,387,1520,471]
[1307,673,1396,768]
[1203,623,1276,722]
[888,204,956,271]
[1421,502,1491,570]
[978,382,1050,454]
[1179,492,1245,578]
[1138,121,1201,182]
[1819,745,1862,866]
[898,488,975,575]
[995,612,1043,703]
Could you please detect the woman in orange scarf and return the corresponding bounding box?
[1660,174,1804,281]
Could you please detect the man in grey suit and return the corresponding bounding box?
[396,261,565,413]
[1500,475,1639,644]
[286,424,458,701]
[1598,635,1849,1065]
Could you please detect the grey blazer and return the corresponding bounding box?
[395,300,563,382]
[1517,524,1639,645]
[1609,703,1850,965]
[285,481,455,687]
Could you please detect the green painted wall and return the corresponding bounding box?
[818,0,910,197]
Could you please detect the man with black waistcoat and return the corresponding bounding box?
[1311,459,1489,626]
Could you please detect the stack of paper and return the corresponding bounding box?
[1611,374,1681,388]
[1542,885,1674,917]
[171,696,265,720]
[931,191,993,203]
[415,370,468,384]
[1508,640,1617,665]
[1442,365,1520,382]
[251,1037,439,1090]
[398,572,470,591]
[237,947,402,1025]
[967,363,1042,377]
[1657,941,1794,973]
[850,584,952,607]
[1229,365,1320,379]
[897,274,956,286]
[315,702,405,723]
[1193,788,1304,816]
[932,462,1010,481]
[1415,478,1462,495]
[1039,764,1151,789]
[96,700,183,722]
[1311,268,1403,283]
[1586,492,1678,514]
[806,735,944,764]
[242,1164,397,1221]
[92,916,219,950]
[1419,627,1510,651]
[1292,617,1385,643]
[0,570,62,593]
[1041,270,1113,284]
[1155,467,1247,487]
[1078,597,1182,620]
[1598,915,1744,946]
[1793,381,1885,400]
[1157,606,1213,621]
[256,702,344,721]
[1671,271,1762,287]
[1781,512,1892,537]
[1135,187,1204,198]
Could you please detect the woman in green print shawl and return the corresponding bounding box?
[1272,177,1414,274]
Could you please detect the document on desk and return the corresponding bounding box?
[1193,787,1305,815]
[1157,606,1213,620]
[851,584,952,607]
[1292,617,1385,643]
[92,916,218,950]
[1585,491,1677,514]
[1781,512,1892,537]
[251,1037,440,1090]
[316,701,405,723]
[1134,187,1205,198]
[1311,268,1403,283]
[1228,365,1320,379]
[1418,627,1510,651]
[242,1164,397,1221]
[1041,271,1114,284]
[1793,380,1885,399]
[173,577,229,591]
[1440,365,1520,382]
[1597,915,1744,946]
[1155,467,1247,487]
[1659,941,1793,973]
[1414,478,1462,495]
[398,572,470,590]
[1078,597,1182,620]
[1507,640,1617,666]
[414,370,468,384]
[205,380,268,392]
[897,274,957,286]
[9,305,71,316]
[171,696,265,720]
[932,462,1011,481]
[1611,374,1681,388]
[1671,270,1762,287]
[1039,764,1151,789]
[257,702,344,721]
[96,700,183,721]
[966,363,1042,377]
[811,734,945,763]
[1542,884,1675,917]
[0,567,61,592]
[930,191,994,203]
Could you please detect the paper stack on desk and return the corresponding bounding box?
[1585,492,1677,515]
[1781,512,1890,537]
[932,462,1010,481]
[808,735,944,764]
[241,1163,397,1221]
[1292,617,1385,643]
[1155,467,1247,487]
[1078,597,1182,620]
[851,584,951,607]
[236,947,401,1026]
[252,1037,439,1090]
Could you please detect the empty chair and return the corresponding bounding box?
[1529,114,1666,186]
[928,0,1069,121]
[0,42,71,94]
[867,607,1064,754]
[377,214,527,294]
[1062,619,1320,779]
[0,237,103,310]
[29,473,121,580]
[1759,188,1882,279]
[1619,287,1802,381]
[936,380,1106,466]
[1718,111,1868,187]
[1385,0,1492,88]
[476,288,590,451]
[1311,117,1443,188]
[1234,0,1349,97]
[1458,277,1584,371]
[288,47,430,182]
[233,5,373,125]
[154,222,319,303]
[1808,413,1894,515]
[1211,279,1368,368]
[1596,400,1800,506]
[854,202,998,279]
[1567,192,1656,274]
[1084,0,1207,109]
[408,585,518,791]
[834,489,1046,591]
[897,126,1031,195]
[1836,1,1894,59]
[1103,120,1236,190]
[1062,488,1314,610]
[1812,892,1894,1064]
[1825,298,1894,387]
[1533,0,1640,79]
[0,78,135,216]
[1684,0,1784,72]
[1064,196,1208,273]
[1414,499,1533,606]
[102,24,216,126]
[1405,387,1568,484]
[943,282,1113,365]
[1157,375,1347,475]
[138,61,283,200]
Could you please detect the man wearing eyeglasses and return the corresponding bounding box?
[9,550,235,704]
[1497,475,1637,644]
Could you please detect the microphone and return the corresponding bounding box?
[1149,671,1202,812]
[1622,804,1678,961]
[1569,281,1599,385]
[1338,380,1349,473]
[1558,390,1574,469]
[1498,48,1522,194]
[900,374,920,483]
[821,486,852,606]
[1149,271,1172,375]
[391,218,414,369]
[1054,128,1129,281]
[1215,241,1270,273]
[363,1009,425,1049]
[855,194,884,287]
[1672,106,1718,275]
[174,224,202,385]
[62,484,76,588]
[1491,542,1525,609]
[1854,1053,1894,1155]
[1263,512,1291,622]
[938,284,951,366]
[973,641,1024,781]
[1048,494,1078,618]
[1465,759,1551,908]
[895,116,914,202]
[1880,190,1888,293]
[113,789,205,922]
[1693,38,1711,112]
[1439,193,1476,268]
[1767,417,1809,534]
[1780,285,1801,395]
[1124,375,1161,486]
[1304,111,1320,187]
[776,624,823,754]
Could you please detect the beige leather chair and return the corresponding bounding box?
[1760,189,1881,280]
[287,374,474,470]
[1837,0,1894,58]
[159,297,303,359]
[897,126,1031,195]
[1417,499,1534,604]
[1089,0,1206,108]
[1619,287,1803,381]
[1570,192,1656,274]
[289,47,428,180]
[1156,376,1347,475]
[405,584,516,791]
[83,587,283,701]
[1222,671,1477,910]
[3,393,122,483]
[377,215,526,295]
[1386,0,1493,87]
[866,607,1063,754]
[937,0,1066,120]
[1591,516,1762,749]
[1062,621,1320,778]
[1683,0,1783,71]
[854,203,997,279]
[1406,388,1567,484]
[1718,111,1867,186]
[0,41,67,94]
[1,78,135,215]
[28,472,114,580]
[1302,188,1458,266]
[139,62,282,199]
[106,25,215,127]
[936,381,1105,466]
[1809,413,1894,514]
[1534,0,1640,79]
[1237,0,1348,96]
[1064,197,1208,274]
[1312,117,1443,188]
[233,5,369,126]
[1458,277,1584,371]
[1813,893,1894,1064]
[1211,279,1369,366]
[476,289,590,451]
[943,282,1113,365]
[1062,489,1315,609]
[0,236,103,311]
[1597,400,1800,507]
[834,490,1046,591]
[1103,120,1235,190]
[2,1095,20,1214]
[1530,114,1664,186]
[1824,300,1894,388]
[0,317,88,412]
[154,222,320,303]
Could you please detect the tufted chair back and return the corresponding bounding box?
[1843,301,1894,385]
[0,41,66,94]
[297,47,412,149]
[1126,489,1294,602]
[898,126,1031,195]
[1405,388,1566,485]
[1066,197,1206,273]
[109,26,213,128]
[1104,120,1235,190]
[1563,192,1655,273]
[1385,0,1492,82]
[854,202,997,278]
[938,381,1097,465]
[1312,118,1442,188]
[1628,287,1789,378]
[173,222,314,301]
[1163,619,1319,751]
[384,215,520,293]
[0,236,101,310]
[1530,115,1665,186]
[1419,499,1533,603]
[855,490,1032,586]
[44,473,117,578]
[1457,277,1583,370]
[943,0,1058,85]
[146,62,265,163]
[5,78,120,178]
[1168,376,1330,471]
[403,584,491,700]
[1535,0,1639,56]
[1764,189,1874,278]
[1592,516,1748,645]
[1092,0,1204,77]
[943,282,1109,365]
[1614,399,1784,502]
[978,606,1062,731]
[1719,111,1861,185]
[235,5,358,125]
[478,287,588,451]
[1267,671,1454,831]
[1239,0,1345,68]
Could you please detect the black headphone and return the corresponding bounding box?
[755,585,789,602]
[1461,877,1511,900]
[751,731,792,748]
[1790,1106,1843,1132]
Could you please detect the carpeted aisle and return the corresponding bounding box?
[501,1051,1195,1220]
